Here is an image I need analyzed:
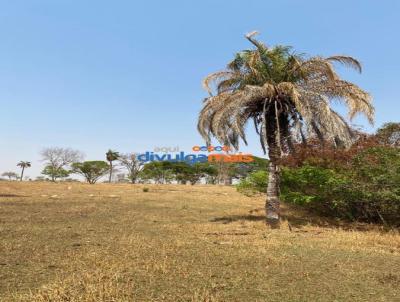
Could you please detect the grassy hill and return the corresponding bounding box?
[0,182,399,301]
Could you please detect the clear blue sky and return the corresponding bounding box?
[1,0,399,178]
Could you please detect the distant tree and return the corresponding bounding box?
[198,162,219,184]
[168,162,193,184]
[2,171,19,180]
[212,161,235,185]
[41,165,70,181]
[71,161,109,184]
[174,162,218,185]
[231,156,268,179]
[17,161,31,181]
[106,150,120,183]
[140,161,174,184]
[187,162,218,185]
[376,122,400,146]
[118,153,143,184]
[40,147,84,181]
[201,157,267,184]
[139,161,218,185]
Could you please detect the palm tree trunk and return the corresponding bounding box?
[266,160,280,227]
[109,162,113,183]
[20,167,25,181]
[264,104,282,227]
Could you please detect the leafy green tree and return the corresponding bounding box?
[41,165,70,181]
[168,162,192,184]
[17,161,31,181]
[71,161,109,184]
[106,150,120,183]
[198,31,373,226]
[171,162,218,185]
[140,161,219,185]
[140,161,174,184]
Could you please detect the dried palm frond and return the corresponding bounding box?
[327,55,362,73]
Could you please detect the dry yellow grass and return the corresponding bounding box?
[0,182,399,301]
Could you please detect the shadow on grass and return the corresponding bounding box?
[210,215,265,224]
[0,194,28,198]
[210,206,388,232]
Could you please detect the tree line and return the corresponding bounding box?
[2,148,268,185]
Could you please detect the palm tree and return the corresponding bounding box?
[198,32,374,227]
[106,150,119,183]
[17,161,31,181]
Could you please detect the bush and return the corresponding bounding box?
[236,170,268,196]
[347,147,400,224]
[142,187,149,193]
[237,146,400,226]
[282,147,400,225]
[281,165,349,207]
[280,165,364,221]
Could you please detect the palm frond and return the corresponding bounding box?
[198,32,374,157]
[327,55,362,73]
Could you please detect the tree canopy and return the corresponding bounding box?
[72,161,109,184]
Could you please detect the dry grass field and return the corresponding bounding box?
[0,182,399,301]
